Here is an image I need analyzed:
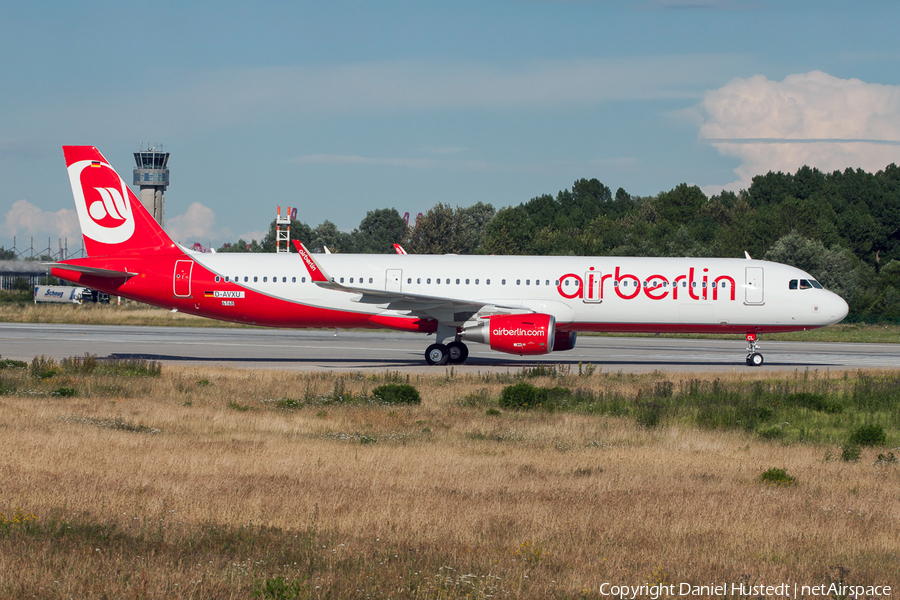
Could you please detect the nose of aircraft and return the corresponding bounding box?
[826,291,849,324]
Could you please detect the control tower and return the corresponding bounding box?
[133,145,169,225]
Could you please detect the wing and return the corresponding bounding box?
[292,240,531,325]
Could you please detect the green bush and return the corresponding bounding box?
[500,382,540,409]
[848,424,887,447]
[841,444,861,462]
[0,357,27,369]
[635,401,664,428]
[30,355,58,379]
[784,392,843,413]
[371,383,421,405]
[758,467,795,486]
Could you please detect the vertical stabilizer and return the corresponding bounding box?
[63,146,177,257]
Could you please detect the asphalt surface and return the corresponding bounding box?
[3,322,900,373]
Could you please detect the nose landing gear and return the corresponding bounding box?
[745,333,764,367]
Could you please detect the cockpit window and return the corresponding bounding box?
[790,278,824,290]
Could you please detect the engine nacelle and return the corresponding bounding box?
[461,314,556,356]
[553,331,577,351]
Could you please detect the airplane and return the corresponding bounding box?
[49,146,849,367]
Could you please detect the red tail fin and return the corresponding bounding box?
[63,146,177,257]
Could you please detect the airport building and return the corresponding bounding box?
[133,146,169,226]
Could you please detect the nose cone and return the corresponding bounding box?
[825,292,849,325]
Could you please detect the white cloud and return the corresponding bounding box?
[164,202,233,246]
[3,199,80,242]
[698,71,900,193]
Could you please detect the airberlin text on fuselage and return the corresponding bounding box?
[557,267,737,302]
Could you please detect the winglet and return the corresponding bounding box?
[293,240,330,282]
[744,251,752,260]
[393,243,407,255]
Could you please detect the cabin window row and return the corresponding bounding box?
[214,276,309,284]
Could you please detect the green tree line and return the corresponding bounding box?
[218,164,900,317]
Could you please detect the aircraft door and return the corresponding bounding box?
[174,260,193,298]
[385,269,402,292]
[745,267,764,304]
[583,270,602,303]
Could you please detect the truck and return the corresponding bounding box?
[33,286,90,304]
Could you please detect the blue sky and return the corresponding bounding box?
[2,0,899,251]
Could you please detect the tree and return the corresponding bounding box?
[310,220,353,253]
[353,208,408,254]
[652,183,707,227]
[406,202,495,254]
[480,206,535,255]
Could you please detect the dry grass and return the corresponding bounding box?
[1,365,898,599]
[0,300,253,328]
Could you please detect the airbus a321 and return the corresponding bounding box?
[49,146,849,367]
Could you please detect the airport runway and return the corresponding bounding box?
[2,322,900,373]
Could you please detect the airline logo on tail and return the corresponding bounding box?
[68,159,135,244]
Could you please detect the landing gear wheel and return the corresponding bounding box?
[747,352,764,367]
[425,343,449,366]
[447,341,469,364]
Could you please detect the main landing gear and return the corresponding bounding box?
[745,333,764,367]
[425,340,469,365]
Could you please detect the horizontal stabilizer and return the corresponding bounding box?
[44,263,138,279]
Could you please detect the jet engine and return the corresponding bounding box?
[553,331,577,351]
[461,314,556,355]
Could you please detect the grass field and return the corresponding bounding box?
[1,358,898,599]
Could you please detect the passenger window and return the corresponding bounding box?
[417,278,421,284]
[369,278,373,283]
[253,277,258,283]
[475,279,479,284]
[292,277,296,283]
[517,279,521,285]
[349,278,354,283]
[436,278,440,284]
[555,280,560,286]
[427,278,431,284]
[502,279,506,285]
[702,282,706,288]
[215,276,220,283]
[446,279,450,284]
[407,278,412,284]
[302,277,306,283]
[486,279,491,285]
[526,280,530,285]
[465,279,470,284]
[340,277,344,283]
[456,278,460,284]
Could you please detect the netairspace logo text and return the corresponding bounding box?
[599,582,892,599]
